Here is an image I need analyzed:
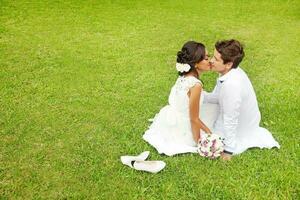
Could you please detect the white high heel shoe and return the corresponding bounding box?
[120,151,150,167]
[133,160,166,173]
[120,151,166,173]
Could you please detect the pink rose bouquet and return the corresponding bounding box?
[197,133,224,159]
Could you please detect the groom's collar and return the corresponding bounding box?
[218,67,240,83]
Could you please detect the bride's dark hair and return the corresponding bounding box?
[177,41,206,76]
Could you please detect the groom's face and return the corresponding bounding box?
[210,49,230,74]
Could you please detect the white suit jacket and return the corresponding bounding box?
[203,67,280,154]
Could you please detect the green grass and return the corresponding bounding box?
[1,0,299,199]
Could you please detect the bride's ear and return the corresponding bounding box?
[195,61,201,69]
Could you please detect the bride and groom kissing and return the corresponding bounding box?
[143,39,280,161]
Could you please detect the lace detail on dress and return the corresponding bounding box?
[143,75,208,156]
[174,76,202,92]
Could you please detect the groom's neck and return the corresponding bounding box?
[220,68,232,76]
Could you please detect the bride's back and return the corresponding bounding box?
[168,76,203,117]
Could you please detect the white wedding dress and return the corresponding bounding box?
[143,76,218,156]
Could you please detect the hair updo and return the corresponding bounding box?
[176,41,206,76]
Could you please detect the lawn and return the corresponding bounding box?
[1,0,299,199]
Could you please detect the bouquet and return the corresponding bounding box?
[197,133,224,159]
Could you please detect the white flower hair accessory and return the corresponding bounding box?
[176,63,191,73]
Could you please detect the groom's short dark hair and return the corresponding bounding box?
[215,39,244,69]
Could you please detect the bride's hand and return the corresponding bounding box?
[206,130,212,135]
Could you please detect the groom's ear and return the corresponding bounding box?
[225,62,233,70]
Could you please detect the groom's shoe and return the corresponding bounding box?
[120,151,150,168]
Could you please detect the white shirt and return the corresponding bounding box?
[203,67,262,153]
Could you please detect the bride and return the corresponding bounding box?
[143,41,217,156]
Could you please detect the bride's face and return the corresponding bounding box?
[195,50,210,71]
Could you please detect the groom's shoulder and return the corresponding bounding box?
[237,67,253,82]
[221,69,245,89]
[224,67,253,90]
[231,67,249,81]
[227,68,243,82]
[237,67,248,75]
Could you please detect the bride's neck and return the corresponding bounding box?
[184,70,201,78]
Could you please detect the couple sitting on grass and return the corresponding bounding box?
[143,39,280,160]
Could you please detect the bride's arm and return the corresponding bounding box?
[189,84,212,142]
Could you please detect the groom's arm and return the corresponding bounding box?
[203,82,219,103]
[203,91,218,103]
[220,82,242,154]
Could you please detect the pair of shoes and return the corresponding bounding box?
[120,151,166,173]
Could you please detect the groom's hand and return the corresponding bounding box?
[221,152,232,161]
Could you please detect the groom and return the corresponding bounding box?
[204,39,280,160]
